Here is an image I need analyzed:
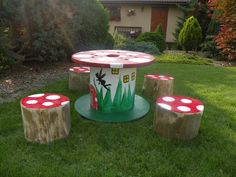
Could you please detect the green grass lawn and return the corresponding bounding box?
[0,62,236,177]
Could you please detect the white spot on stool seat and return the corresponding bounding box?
[162,97,175,102]
[158,103,172,110]
[196,105,204,111]
[28,93,45,98]
[61,101,70,106]
[46,95,61,100]
[42,102,54,106]
[26,100,38,104]
[177,106,191,112]
[181,99,192,104]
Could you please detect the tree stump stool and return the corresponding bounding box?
[69,66,90,92]
[142,74,174,102]
[20,93,71,144]
[154,96,204,140]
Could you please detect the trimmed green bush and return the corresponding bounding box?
[113,31,127,49]
[136,32,166,52]
[178,16,202,52]
[120,40,160,55]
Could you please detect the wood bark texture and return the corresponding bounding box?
[154,105,202,139]
[142,77,173,102]
[21,104,71,144]
[69,71,90,92]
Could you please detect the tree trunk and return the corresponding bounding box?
[21,104,71,144]
[69,71,90,92]
[154,105,202,140]
[142,77,173,102]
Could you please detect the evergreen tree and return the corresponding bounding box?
[173,0,211,46]
[178,16,202,52]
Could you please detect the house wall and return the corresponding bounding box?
[108,4,152,34]
[166,6,183,42]
[107,4,183,43]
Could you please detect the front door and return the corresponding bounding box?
[151,7,168,36]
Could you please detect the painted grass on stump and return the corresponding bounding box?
[0,63,236,177]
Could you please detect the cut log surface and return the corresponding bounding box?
[142,74,174,102]
[154,96,204,140]
[21,93,71,144]
[69,67,90,92]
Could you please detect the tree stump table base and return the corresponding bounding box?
[21,93,71,144]
[154,96,204,140]
[142,74,174,102]
[69,67,90,92]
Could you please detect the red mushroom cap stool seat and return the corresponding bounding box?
[154,96,204,139]
[142,74,174,102]
[69,66,90,92]
[21,93,71,144]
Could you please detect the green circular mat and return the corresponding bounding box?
[74,94,150,122]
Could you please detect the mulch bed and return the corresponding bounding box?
[0,61,75,104]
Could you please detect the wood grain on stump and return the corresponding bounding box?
[21,93,71,144]
[154,96,204,140]
[69,67,90,92]
[142,75,174,102]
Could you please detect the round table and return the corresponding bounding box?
[72,50,155,122]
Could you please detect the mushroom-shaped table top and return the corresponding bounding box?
[72,50,155,122]
[72,50,155,68]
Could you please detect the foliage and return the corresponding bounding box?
[103,33,114,49]
[178,16,202,52]
[173,0,211,45]
[120,40,160,55]
[154,24,165,37]
[113,31,127,49]
[136,32,166,52]
[0,0,110,64]
[157,52,213,65]
[208,0,236,60]
[200,35,219,58]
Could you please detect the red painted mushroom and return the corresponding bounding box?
[142,74,174,102]
[154,96,204,139]
[69,66,90,73]
[90,85,98,110]
[144,74,174,81]
[69,67,90,91]
[20,93,71,143]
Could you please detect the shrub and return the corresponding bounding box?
[136,32,166,52]
[178,16,202,52]
[1,0,110,63]
[103,33,114,49]
[113,31,127,49]
[208,0,236,60]
[155,24,165,37]
[120,40,160,55]
[200,35,219,58]
[0,27,15,71]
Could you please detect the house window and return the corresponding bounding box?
[123,75,129,83]
[131,72,136,80]
[111,68,119,74]
[105,6,121,21]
